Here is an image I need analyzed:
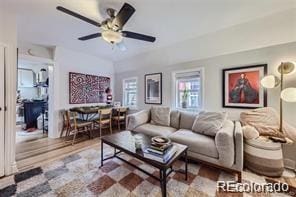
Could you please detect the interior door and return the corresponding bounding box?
[0,45,5,177]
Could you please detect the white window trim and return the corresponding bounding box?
[122,77,138,110]
[171,67,205,112]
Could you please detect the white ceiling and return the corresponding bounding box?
[9,0,296,61]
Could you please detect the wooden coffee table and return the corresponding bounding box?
[100,131,188,197]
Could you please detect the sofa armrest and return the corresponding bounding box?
[233,121,243,171]
[215,120,235,168]
[126,110,150,130]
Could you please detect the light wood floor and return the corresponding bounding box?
[16,129,117,172]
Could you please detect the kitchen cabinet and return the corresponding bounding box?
[18,68,36,88]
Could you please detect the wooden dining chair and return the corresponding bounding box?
[67,111,93,145]
[113,107,128,131]
[60,110,68,138]
[93,108,112,137]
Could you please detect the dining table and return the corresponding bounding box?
[69,105,126,121]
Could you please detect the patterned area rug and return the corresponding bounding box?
[1,144,295,197]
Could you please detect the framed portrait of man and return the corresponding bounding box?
[222,64,267,108]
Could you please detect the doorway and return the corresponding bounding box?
[15,55,53,161]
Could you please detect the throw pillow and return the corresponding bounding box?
[192,111,228,136]
[170,110,180,129]
[179,111,198,130]
[150,106,171,127]
[242,125,259,140]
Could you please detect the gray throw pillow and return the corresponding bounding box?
[192,112,228,136]
[170,110,180,129]
[179,111,198,130]
[150,106,171,127]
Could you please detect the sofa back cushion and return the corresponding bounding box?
[192,111,228,136]
[179,111,198,130]
[170,110,180,129]
[150,106,171,126]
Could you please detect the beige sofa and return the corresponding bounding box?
[126,109,243,180]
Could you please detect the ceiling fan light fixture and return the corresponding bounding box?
[101,30,123,44]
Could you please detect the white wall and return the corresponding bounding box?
[49,46,114,138]
[0,0,18,175]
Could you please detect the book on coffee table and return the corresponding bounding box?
[144,145,177,163]
[146,143,173,155]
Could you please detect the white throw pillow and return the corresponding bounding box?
[192,112,228,136]
[150,106,171,127]
[242,125,259,140]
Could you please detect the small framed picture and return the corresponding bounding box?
[222,64,267,108]
[145,73,162,104]
[114,101,121,108]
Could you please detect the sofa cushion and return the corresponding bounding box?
[179,112,198,130]
[169,129,218,158]
[192,112,227,137]
[215,120,235,167]
[134,123,177,137]
[150,106,171,127]
[127,110,150,130]
[242,125,259,140]
[170,110,180,129]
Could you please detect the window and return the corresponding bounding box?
[174,69,203,111]
[123,77,137,108]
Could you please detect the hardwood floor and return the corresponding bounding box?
[16,128,116,172]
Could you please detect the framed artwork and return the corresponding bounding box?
[69,72,87,104]
[145,73,162,104]
[85,74,100,103]
[69,72,109,104]
[222,64,267,108]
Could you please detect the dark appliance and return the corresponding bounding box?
[23,101,47,129]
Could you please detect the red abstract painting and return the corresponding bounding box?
[69,72,108,104]
[85,74,100,103]
[69,72,86,104]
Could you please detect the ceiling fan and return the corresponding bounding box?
[56,3,156,51]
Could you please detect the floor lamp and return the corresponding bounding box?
[261,62,296,133]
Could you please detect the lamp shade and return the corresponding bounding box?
[261,75,280,88]
[278,62,295,74]
[281,88,296,102]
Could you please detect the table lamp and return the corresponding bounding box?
[261,62,296,133]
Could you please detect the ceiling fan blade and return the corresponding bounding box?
[116,42,127,51]
[122,31,156,42]
[112,3,135,29]
[78,33,101,41]
[56,6,101,27]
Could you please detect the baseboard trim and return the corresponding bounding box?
[0,175,14,190]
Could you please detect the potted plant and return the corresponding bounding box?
[182,88,189,108]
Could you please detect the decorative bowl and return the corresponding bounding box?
[151,136,171,146]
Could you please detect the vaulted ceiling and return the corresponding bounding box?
[8,0,296,61]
